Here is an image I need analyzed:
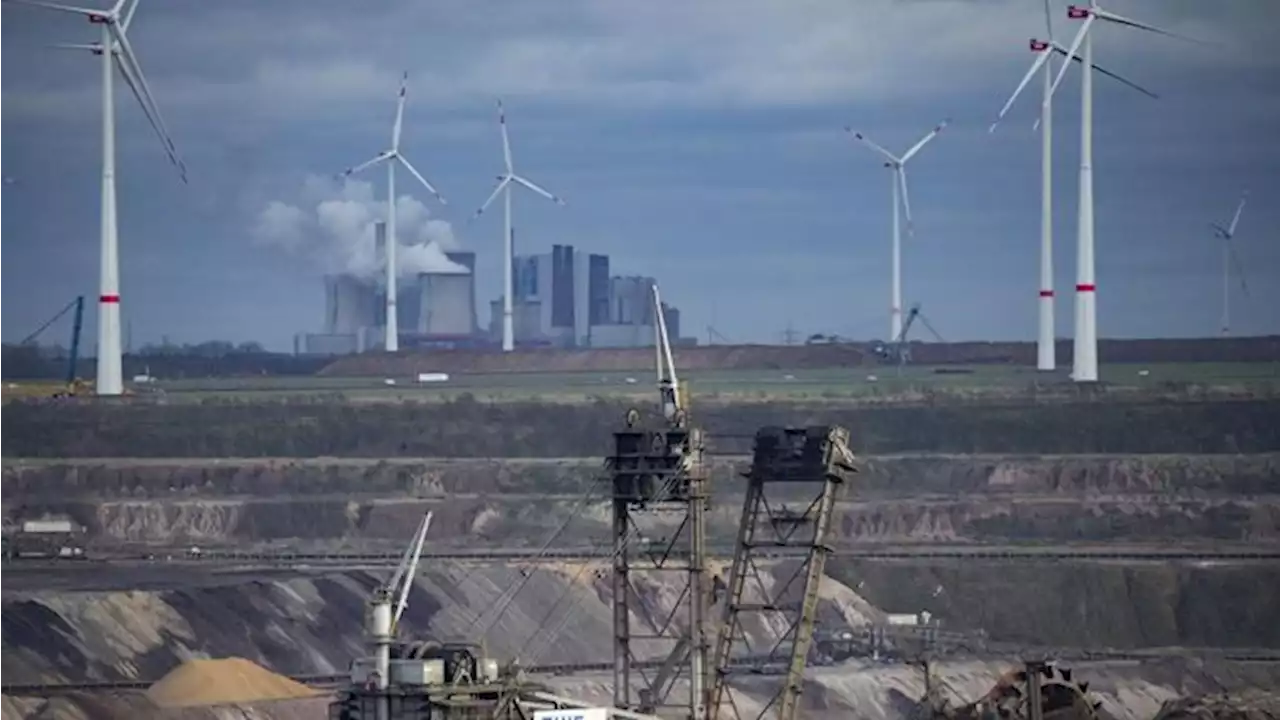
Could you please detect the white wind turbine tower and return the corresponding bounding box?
[6,0,187,396]
[340,71,447,353]
[471,100,566,353]
[989,0,1156,373]
[1044,1,1205,382]
[845,119,949,342]
[1210,191,1249,336]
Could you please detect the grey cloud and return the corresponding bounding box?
[8,0,1273,125]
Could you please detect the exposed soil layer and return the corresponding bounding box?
[7,455,1278,500]
[4,667,1280,720]
[5,455,1277,549]
[5,397,1280,457]
[3,564,1279,720]
[823,559,1280,649]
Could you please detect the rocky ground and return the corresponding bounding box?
[4,454,1277,550]
[3,563,1279,719]
[3,394,1279,720]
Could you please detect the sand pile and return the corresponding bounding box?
[145,657,320,709]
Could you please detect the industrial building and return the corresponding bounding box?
[297,250,480,355]
[488,245,685,350]
[296,241,686,355]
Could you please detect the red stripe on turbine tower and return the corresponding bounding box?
[100,294,120,303]
[1076,284,1096,292]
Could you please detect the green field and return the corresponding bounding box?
[125,361,1280,404]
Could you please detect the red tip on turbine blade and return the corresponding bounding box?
[1039,290,1054,298]
[100,294,120,304]
[1076,284,1096,293]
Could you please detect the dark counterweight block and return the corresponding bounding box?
[749,425,857,483]
[608,428,704,503]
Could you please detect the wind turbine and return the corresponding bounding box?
[845,119,949,342]
[339,71,447,353]
[1044,1,1205,382]
[1210,192,1249,336]
[5,0,186,396]
[471,100,566,353]
[989,0,1156,373]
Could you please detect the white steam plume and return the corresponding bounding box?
[252,174,468,278]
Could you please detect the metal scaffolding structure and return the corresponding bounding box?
[607,281,712,720]
[609,411,711,720]
[709,425,858,720]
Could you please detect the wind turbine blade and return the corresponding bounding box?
[844,127,898,165]
[900,118,949,163]
[120,0,138,31]
[4,0,108,18]
[1047,14,1095,108]
[396,154,446,205]
[1228,191,1248,236]
[113,51,185,181]
[497,100,513,173]
[1043,0,1055,42]
[340,150,394,178]
[391,71,407,151]
[990,49,1052,133]
[1208,222,1229,239]
[1090,7,1213,46]
[898,168,914,233]
[50,42,102,51]
[1228,242,1250,298]
[1056,45,1159,99]
[512,175,566,206]
[107,23,188,183]
[470,176,511,221]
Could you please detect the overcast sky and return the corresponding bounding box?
[3,0,1278,351]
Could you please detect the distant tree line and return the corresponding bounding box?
[0,342,327,381]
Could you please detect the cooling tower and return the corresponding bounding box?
[324,274,379,335]
[418,271,475,336]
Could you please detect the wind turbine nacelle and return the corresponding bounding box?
[1029,39,1050,52]
[88,15,108,23]
[1067,5,1090,19]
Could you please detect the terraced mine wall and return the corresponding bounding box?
[6,396,1280,457]
[5,455,1279,548]
[5,454,1279,651]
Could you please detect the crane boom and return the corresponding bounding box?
[652,283,684,426]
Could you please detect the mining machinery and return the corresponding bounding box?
[871,302,944,371]
[608,282,710,720]
[710,425,859,720]
[329,511,664,720]
[913,660,1103,720]
[8,295,92,399]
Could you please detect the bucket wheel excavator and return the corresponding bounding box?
[916,660,1103,720]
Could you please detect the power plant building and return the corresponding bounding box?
[488,246,685,349]
[302,242,685,355]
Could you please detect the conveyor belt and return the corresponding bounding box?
[5,647,1279,698]
[70,545,1280,566]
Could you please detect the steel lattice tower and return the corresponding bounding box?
[709,425,857,720]
[609,406,711,720]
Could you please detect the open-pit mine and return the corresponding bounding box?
[3,379,1279,720]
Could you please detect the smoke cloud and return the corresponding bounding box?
[252,174,468,279]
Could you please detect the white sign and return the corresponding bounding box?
[533,709,610,720]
